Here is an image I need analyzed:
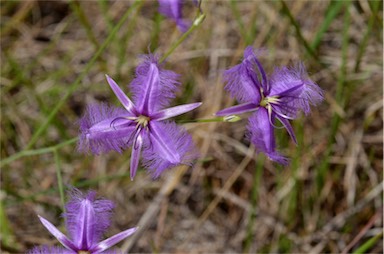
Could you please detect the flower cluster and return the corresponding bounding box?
[78,54,201,180]
[216,47,324,163]
[27,2,326,253]
[29,189,137,254]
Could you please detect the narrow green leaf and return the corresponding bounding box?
[316,1,351,193]
[352,233,383,254]
[244,157,264,252]
[311,1,345,51]
[98,0,114,33]
[54,150,66,213]
[354,0,381,72]
[69,0,100,50]
[230,0,249,44]
[279,0,319,62]
[1,138,78,168]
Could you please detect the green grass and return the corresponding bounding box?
[352,233,383,254]
[316,1,351,194]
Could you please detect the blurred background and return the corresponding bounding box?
[1,0,383,253]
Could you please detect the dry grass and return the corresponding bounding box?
[1,0,383,253]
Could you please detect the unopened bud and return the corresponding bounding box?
[193,13,206,26]
[223,115,241,122]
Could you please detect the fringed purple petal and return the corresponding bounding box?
[91,227,137,254]
[130,54,180,115]
[215,102,257,116]
[148,122,181,164]
[64,189,114,248]
[223,48,262,104]
[269,63,324,117]
[28,246,73,254]
[37,216,77,252]
[247,109,288,165]
[78,104,136,154]
[143,121,198,178]
[72,197,95,249]
[243,46,270,93]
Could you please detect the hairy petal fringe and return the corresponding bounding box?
[130,54,180,114]
[64,189,115,246]
[269,63,324,116]
[142,121,198,178]
[223,62,261,104]
[78,104,134,154]
[28,246,72,254]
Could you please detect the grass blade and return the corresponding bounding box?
[351,233,383,254]
[354,0,381,72]
[1,138,78,167]
[279,0,318,62]
[230,0,249,45]
[69,0,100,50]
[311,1,345,51]
[243,157,264,252]
[316,1,351,192]
[54,150,66,212]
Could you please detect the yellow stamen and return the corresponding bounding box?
[135,115,150,128]
[260,98,268,107]
[260,96,280,107]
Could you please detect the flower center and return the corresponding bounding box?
[78,251,90,254]
[260,96,280,107]
[135,115,150,128]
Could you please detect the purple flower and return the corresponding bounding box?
[158,0,197,32]
[216,47,323,164]
[29,189,137,254]
[79,54,201,179]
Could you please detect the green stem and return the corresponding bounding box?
[159,12,206,63]
[177,115,241,124]
[178,117,224,123]
[244,157,264,252]
[1,138,78,168]
[54,150,66,212]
